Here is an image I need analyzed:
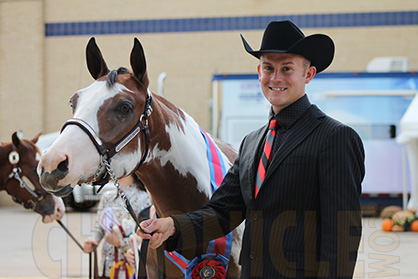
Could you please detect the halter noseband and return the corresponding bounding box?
[60,90,154,186]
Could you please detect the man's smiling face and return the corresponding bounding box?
[257,52,316,114]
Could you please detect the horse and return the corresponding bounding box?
[1,132,65,223]
[38,37,242,278]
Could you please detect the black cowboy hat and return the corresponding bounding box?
[241,20,335,73]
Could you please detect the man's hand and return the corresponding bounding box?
[136,217,176,249]
[83,239,98,253]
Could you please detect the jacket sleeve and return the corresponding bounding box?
[317,125,364,278]
[166,139,248,255]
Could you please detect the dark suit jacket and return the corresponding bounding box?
[168,104,365,279]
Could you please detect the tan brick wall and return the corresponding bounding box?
[0,0,44,142]
[0,0,417,142]
[323,26,418,72]
[43,0,418,21]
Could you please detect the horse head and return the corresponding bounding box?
[38,38,152,197]
[1,132,65,223]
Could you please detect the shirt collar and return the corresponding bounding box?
[269,94,311,130]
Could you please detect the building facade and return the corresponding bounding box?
[0,0,417,141]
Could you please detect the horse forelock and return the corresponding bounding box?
[107,67,130,87]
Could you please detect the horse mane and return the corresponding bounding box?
[154,94,186,119]
[107,67,130,87]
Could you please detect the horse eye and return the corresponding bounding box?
[119,103,133,115]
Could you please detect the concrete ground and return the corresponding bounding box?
[0,206,417,278]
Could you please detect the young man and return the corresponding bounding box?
[137,20,365,279]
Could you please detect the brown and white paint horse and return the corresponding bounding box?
[1,132,64,223]
[38,38,241,278]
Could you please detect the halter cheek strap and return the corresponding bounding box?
[108,90,153,161]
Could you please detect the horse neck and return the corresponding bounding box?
[137,96,212,216]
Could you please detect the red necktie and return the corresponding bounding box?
[255,119,277,198]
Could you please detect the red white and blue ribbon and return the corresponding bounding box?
[163,128,233,278]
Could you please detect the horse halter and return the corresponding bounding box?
[60,89,154,187]
[60,88,153,237]
[5,150,44,210]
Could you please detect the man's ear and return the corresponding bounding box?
[257,64,262,81]
[305,66,317,84]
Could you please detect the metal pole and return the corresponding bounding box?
[212,80,219,137]
[402,145,408,210]
[158,72,167,96]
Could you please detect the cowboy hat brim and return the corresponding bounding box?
[241,33,335,73]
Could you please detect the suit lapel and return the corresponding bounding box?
[262,106,324,186]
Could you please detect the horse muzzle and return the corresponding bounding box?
[41,196,66,223]
[39,166,74,197]
[46,184,73,197]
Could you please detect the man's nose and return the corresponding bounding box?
[271,70,283,81]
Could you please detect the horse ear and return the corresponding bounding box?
[130,38,149,88]
[86,37,110,80]
[31,132,42,144]
[12,132,21,148]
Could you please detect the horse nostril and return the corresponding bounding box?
[57,158,69,173]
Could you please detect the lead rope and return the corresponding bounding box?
[7,164,97,276]
[56,220,84,250]
[102,158,166,279]
[92,244,99,279]
[55,220,98,279]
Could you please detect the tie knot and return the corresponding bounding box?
[269,119,277,130]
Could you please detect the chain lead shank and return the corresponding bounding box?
[103,158,147,234]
